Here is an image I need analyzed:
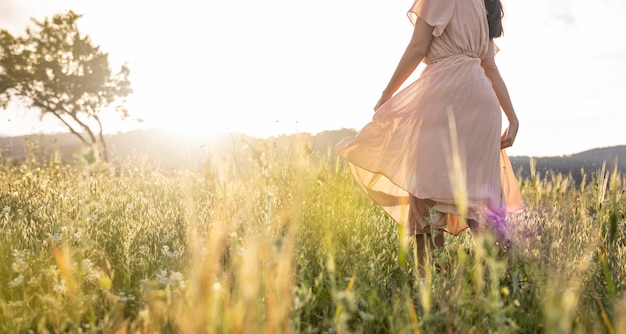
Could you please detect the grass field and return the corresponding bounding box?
[1,136,625,333]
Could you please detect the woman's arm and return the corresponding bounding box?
[481,41,519,149]
[374,17,434,111]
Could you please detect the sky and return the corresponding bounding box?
[0,0,625,157]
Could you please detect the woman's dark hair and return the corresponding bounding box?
[484,0,504,38]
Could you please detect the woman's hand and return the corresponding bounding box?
[374,95,391,111]
[501,118,519,149]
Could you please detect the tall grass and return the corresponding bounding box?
[1,137,625,333]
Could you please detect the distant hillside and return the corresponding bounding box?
[0,128,357,168]
[1,129,625,183]
[0,129,240,169]
[510,146,626,184]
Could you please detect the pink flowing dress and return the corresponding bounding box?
[337,0,524,235]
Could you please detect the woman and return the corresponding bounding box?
[337,0,524,277]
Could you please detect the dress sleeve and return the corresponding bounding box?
[407,0,455,37]
[482,39,500,60]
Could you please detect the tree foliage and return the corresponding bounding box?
[0,11,132,161]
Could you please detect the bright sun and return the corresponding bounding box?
[156,117,228,141]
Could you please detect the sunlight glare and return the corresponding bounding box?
[156,116,228,141]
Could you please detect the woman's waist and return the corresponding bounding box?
[424,52,481,65]
[419,56,492,89]
[420,54,483,77]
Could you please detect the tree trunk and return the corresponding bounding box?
[68,111,97,145]
[65,109,110,162]
[49,111,90,146]
[30,97,89,147]
[94,116,109,162]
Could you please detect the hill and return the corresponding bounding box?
[1,129,625,183]
[0,129,230,168]
[510,147,626,183]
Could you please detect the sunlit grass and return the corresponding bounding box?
[1,137,625,333]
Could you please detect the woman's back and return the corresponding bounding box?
[408,0,491,64]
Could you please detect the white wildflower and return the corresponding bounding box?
[116,292,136,302]
[161,245,170,257]
[11,250,28,273]
[34,206,44,217]
[47,232,62,242]
[27,275,41,286]
[170,271,185,288]
[126,203,135,211]
[156,269,169,285]
[81,259,93,271]
[53,279,67,294]
[162,230,175,242]
[8,274,24,288]
[85,272,99,284]
[7,300,25,307]
[138,245,149,255]
[170,271,183,282]
[155,270,185,287]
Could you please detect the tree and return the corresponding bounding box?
[0,11,132,162]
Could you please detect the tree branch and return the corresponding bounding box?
[64,108,97,145]
[24,90,90,146]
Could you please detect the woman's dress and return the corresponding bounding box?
[337,0,524,235]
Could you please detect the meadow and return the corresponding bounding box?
[1,136,625,333]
